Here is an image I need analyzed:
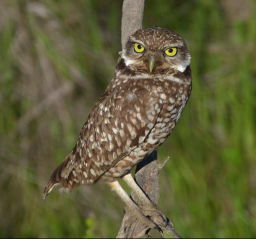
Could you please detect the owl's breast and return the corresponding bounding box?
[138,77,191,146]
[99,77,191,181]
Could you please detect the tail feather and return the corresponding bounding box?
[43,155,77,199]
[43,182,60,199]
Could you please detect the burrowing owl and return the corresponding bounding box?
[44,27,192,218]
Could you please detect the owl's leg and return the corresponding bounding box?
[108,181,157,228]
[122,173,167,224]
[122,173,155,206]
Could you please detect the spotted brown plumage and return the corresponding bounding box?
[43,27,192,198]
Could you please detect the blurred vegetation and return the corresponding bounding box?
[0,0,256,237]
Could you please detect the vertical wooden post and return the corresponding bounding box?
[117,1,181,238]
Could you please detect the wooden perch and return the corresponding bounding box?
[117,0,181,238]
[117,153,181,238]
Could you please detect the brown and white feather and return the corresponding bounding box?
[43,27,192,198]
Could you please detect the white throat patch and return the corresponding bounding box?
[176,54,191,73]
[117,73,189,85]
[122,54,135,66]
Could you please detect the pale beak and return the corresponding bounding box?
[149,55,155,73]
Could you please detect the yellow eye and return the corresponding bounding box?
[165,48,177,57]
[134,43,145,53]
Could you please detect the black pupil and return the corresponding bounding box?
[168,49,173,53]
[138,44,142,49]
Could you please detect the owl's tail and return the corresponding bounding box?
[43,154,76,199]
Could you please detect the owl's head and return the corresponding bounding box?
[121,27,191,75]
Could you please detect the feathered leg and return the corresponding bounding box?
[122,173,155,206]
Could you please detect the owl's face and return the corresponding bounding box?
[121,27,191,75]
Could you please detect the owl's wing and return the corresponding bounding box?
[43,81,161,197]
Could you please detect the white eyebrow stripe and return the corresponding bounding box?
[129,37,145,46]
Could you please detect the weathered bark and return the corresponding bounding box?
[121,0,145,50]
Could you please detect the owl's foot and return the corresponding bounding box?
[125,205,160,230]
[139,204,170,228]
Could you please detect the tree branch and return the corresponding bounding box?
[117,0,181,238]
[121,0,145,50]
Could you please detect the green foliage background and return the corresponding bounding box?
[0,0,256,237]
